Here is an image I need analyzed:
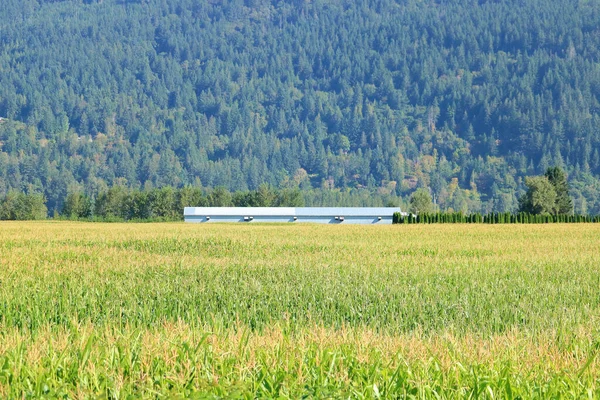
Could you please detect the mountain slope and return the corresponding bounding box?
[0,0,599,213]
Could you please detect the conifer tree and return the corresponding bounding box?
[545,167,573,215]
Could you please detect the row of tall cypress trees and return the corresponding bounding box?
[393,212,600,224]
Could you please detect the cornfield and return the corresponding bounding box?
[1,222,599,398]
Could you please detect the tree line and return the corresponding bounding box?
[394,212,600,224]
[0,185,403,221]
[0,191,46,221]
[0,166,590,222]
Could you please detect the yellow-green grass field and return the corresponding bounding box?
[1,222,600,398]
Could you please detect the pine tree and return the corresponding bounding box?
[545,167,573,214]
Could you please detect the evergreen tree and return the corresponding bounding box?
[545,166,573,214]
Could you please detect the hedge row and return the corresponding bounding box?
[393,212,600,224]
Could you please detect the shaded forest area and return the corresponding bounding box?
[0,0,599,214]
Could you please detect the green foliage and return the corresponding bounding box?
[517,167,575,215]
[409,188,434,215]
[0,1,600,214]
[393,211,600,224]
[94,185,130,219]
[0,191,47,220]
[62,192,93,219]
[232,184,274,207]
[75,186,319,220]
[546,166,573,214]
[272,188,305,207]
[207,187,233,207]
[519,176,557,215]
[149,186,178,219]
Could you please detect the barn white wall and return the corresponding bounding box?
[184,207,400,224]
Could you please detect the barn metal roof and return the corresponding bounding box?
[184,207,400,216]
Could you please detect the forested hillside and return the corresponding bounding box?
[1,0,599,214]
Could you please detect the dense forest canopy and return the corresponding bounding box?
[0,0,599,213]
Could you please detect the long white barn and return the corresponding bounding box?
[184,207,401,224]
